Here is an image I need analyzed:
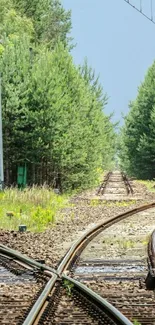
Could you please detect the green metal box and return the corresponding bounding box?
[17,165,27,188]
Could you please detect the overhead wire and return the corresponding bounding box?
[151,0,153,21]
[123,0,155,24]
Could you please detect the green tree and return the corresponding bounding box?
[80,59,116,170]
[0,1,115,190]
[119,61,155,179]
[0,36,33,184]
[13,0,72,47]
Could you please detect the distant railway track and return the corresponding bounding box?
[97,171,112,195]
[17,202,155,324]
[97,171,134,196]
[122,172,134,195]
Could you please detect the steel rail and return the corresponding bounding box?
[146,229,155,282]
[121,172,134,195]
[20,202,155,325]
[63,274,133,325]
[57,202,155,274]
[0,252,33,270]
[23,273,57,325]
[97,171,112,195]
[0,245,57,275]
[22,271,133,325]
[0,245,59,325]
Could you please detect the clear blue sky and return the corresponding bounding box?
[62,0,155,125]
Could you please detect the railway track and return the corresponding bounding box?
[0,244,132,325]
[97,171,134,197]
[0,246,54,325]
[56,202,155,324]
[72,258,155,325]
[2,202,155,324]
[23,275,132,325]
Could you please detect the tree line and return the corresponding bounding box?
[0,0,116,191]
[119,60,155,179]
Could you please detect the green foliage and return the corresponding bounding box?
[0,0,14,28]
[89,199,136,208]
[13,0,72,47]
[0,8,34,39]
[89,199,100,207]
[0,187,68,231]
[133,320,141,325]
[80,58,116,170]
[0,0,116,191]
[119,61,155,179]
[63,279,74,296]
[138,179,155,192]
[117,239,135,250]
[113,200,136,207]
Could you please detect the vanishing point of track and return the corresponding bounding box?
[97,171,134,196]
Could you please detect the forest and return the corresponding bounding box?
[119,61,155,179]
[0,0,116,191]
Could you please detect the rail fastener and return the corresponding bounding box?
[0,244,57,275]
[22,274,58,325]
[62,275,133,325]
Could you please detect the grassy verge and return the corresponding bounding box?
[138,180,155,192]
[0,187,69,232]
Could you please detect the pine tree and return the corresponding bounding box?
[120,61,155,179]
[13,0,72,47]
[0,1,116,189]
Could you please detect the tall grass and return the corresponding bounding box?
[0,186,68,232]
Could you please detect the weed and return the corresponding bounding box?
[117,238,136,250]
[142,234,150,246]
[129,223,134,229]
[114,200,136,207]
[89,199,100,207]
[89,199,136,208]
[70,211,75,220]
[138,180,155,192]
[0,186,69,232]
[63,279,74,296]
[133,320,141,325]
[103,200,136,208]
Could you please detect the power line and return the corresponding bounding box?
[123,0,155,24]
